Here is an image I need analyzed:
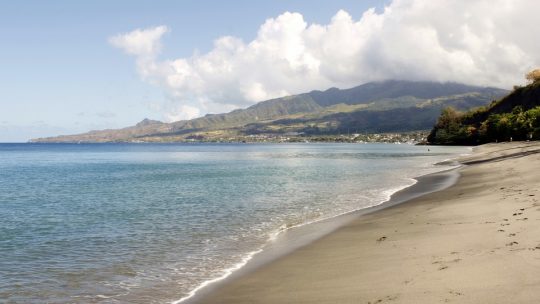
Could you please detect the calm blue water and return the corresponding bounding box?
[0,143,469,303]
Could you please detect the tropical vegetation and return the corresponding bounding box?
[428,70,540,145]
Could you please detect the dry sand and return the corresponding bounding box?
[193,141,540,304]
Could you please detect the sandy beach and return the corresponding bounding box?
[192,141,540,304]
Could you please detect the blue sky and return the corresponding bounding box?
[0,0,387,142]
[1,0,538,142]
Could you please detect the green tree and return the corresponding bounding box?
[524,107,540,139]
[427,107,464,144]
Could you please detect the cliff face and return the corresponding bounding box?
[32,80,507,143]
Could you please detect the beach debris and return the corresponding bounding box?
[438,266,449,270]
[506,241,519,246]
[377,236,387,242]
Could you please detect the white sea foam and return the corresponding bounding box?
[165,153,461,304]
[171,174,437,303]
[179,148,467,303]
[170,248,263,304]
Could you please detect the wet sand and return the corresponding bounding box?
[192,141,540,304]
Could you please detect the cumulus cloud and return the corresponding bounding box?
[111,0,540,122]
[164,105,201,121]
[109,25,169,57]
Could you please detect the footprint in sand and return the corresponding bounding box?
[367,295,399,304]
[438,266,449,270]
[433,258,461,271]
[444,291,463,302]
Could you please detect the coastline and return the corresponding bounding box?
[180,149,466,303]
[189,141,540,304]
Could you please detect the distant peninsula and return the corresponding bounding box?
[31,80,507,143]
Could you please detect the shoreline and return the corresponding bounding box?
[190,141,540,304]
[181,154,465,303]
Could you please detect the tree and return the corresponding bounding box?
[525,69,540,84]
[427,107,465,144]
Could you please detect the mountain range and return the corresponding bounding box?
[31,80,508,143]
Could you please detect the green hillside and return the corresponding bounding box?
[31,80,507,143]
[242,92,500,135]
[428,78,540,145]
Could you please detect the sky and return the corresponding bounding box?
[1,0,539,142]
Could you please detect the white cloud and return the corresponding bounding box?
[111,0,540,122]
[164,105,201,122]
[109,25,169,57]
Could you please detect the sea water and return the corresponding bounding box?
[0,143,470,303]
